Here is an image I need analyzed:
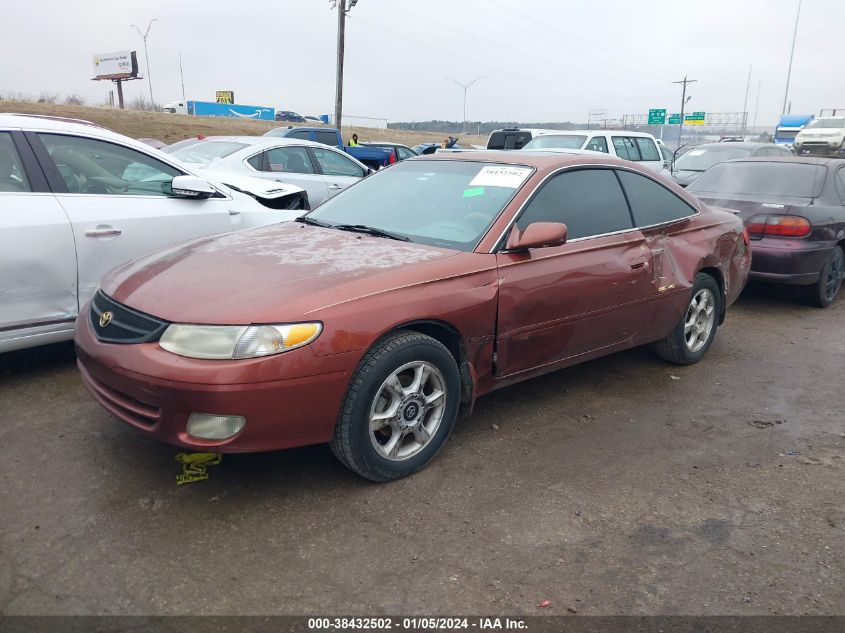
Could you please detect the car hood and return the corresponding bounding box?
[101,223,463,324]
[204,170,305,201]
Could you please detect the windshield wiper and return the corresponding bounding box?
[295,215,332,228]
[334,224,411,242]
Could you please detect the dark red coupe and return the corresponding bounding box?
[76,152,751,480]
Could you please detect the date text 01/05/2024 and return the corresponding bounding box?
[307,617,527,630]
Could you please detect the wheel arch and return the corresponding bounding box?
[698,266,726,324]
[382,319,474,409]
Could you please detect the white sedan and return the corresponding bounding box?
[168,136,371,208]
[0,113,308,353]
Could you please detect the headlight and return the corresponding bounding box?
[159,323,322,359]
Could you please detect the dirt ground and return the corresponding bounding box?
[0,283,843,616]
[0,100,487,147]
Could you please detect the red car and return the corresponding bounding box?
[76,152,751,481]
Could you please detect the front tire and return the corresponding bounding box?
[330,331,461,482]
[805,246,844,308]
[654,273,721,365]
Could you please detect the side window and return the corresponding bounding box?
[836,168,845,201]
[612,136,641,161]
[287,130,311,140]
[311,147,366,178]
[517,169,633,240]
[633,138,660,161]
[264,146,315,174]
[585,136,609,153]
[315,131,340,147]
[247,153,264,171]
[0,133,32,192]
[617,170,696,226]
[397,146,416,160]
[38,133,181,196]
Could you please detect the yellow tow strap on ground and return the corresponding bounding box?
[175,452,222,485]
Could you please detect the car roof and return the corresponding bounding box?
[0,112,110,133]
[533,129,657,139]
[689,142,776,149]
[411,149,637,170]
[182,136,328,149]
[723,156,844,166]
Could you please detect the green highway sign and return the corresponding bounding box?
[668,113,681,124]
[685,111,706,125]
[648,108,667,125]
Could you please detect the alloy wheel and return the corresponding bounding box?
[368,361,447,461]
[684,288,716,353]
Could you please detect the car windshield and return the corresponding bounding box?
[806,118,845,129]
[688,162,826,199]
[673,145,754,171]
[170,141,248,164]
[523,135,588,150]
[306,160,533,251]
[161,138,205,154]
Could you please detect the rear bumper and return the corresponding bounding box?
[749,240,833,285]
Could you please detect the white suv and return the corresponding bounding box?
[794,117,845,157]
[523,130,667,173]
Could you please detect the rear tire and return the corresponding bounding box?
[330,331,461,482]
[654,273,721,365]
[805,246,844,308]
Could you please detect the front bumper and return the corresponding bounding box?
[749,240,833,285]
[75,304,356,452]
[795,141,845,157]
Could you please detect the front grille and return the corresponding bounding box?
[90,290,169,344]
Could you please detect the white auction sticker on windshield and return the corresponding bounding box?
[687,150,705,156]
[469,165,532,189]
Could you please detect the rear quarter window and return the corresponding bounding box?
[617,170,696,226]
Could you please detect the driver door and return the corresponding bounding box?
[30,132,234,307]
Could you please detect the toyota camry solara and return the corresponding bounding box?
[76,151,751,481]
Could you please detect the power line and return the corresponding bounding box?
[346,14,646,104]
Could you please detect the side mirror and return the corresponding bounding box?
[505,222,567,251]
[170,175,216,199]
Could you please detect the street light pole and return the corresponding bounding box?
[448,76,484,136]
[741,64,752,136]
[752,81,762,134]
[782,0,802,114]
[131,18,158,106]
[179,53,186,101]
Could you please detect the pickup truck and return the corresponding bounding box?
[263,127,394,169]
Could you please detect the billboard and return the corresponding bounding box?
[186,101,275,121]
[216,91,235,104]
[93,51,138,80]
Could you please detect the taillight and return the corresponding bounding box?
[742,225,750,246]
[389,152,396,164]
[746,214,811,239]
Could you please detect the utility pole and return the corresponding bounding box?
[333,0,357,130]
[672,75,697,148]
[448,76,484,136]
[131,18,158,105]
[179,53,186,101]
[782,0,802,114]
[741,64,752,136]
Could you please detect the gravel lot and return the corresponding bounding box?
[1,283,842,616]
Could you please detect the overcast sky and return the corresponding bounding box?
[2,0,843,127]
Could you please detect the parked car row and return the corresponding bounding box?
[4,113,844,483]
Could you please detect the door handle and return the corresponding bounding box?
[85,228,122,238]
[328,184,344,190]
